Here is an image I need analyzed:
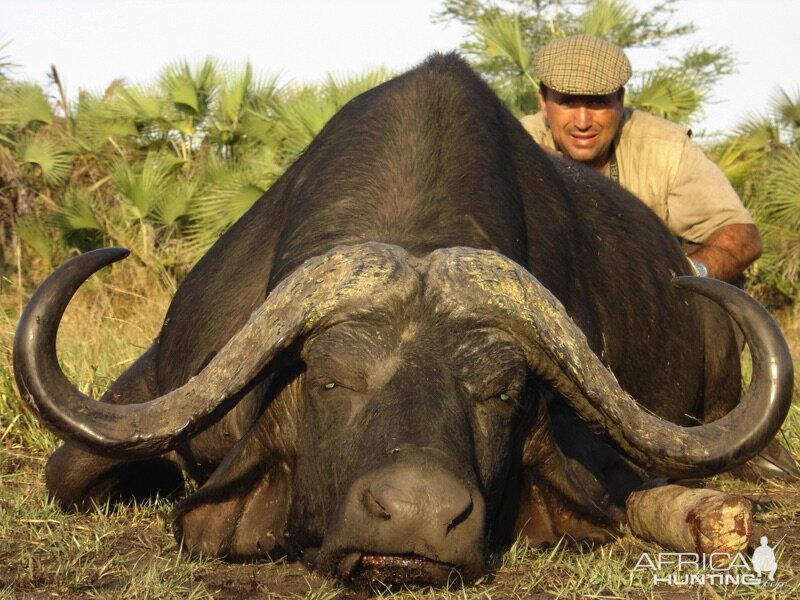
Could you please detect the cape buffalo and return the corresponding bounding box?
[13,54,794,587]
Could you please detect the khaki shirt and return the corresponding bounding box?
[519,108,754,243]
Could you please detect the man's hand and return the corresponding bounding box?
[687,224,762,282]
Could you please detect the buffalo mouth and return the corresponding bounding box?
[336,552,465,588]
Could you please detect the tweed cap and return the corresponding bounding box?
[534,35,632,95]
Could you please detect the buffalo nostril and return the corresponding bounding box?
[363,490,392,520]
[446,496,473,535]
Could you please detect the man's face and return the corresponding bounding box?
[538,88,625,170]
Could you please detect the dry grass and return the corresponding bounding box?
[781,303,800,364]
[1,262,799,599]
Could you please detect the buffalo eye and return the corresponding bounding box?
[491,390,521,415]
[309,375,362,397]
[494,392,518,407]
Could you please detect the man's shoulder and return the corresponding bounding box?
[621,108,691,144]
[519,112,552,146]
[519,112,545,130]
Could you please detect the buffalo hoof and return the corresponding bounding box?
[729,439,800,482]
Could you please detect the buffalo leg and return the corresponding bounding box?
[626,483,751,558]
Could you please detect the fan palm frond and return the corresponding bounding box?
[268,67,393,164]
[271,85,337,161]
[111,152,183,217]
[768,87,800,141]
[628,72,701,124]
[73,90,139,151]
[321,68,393,109]
[710,137,767,189]
[115,84,165,124]
[159,58,219,117]
[220,62,255,122]
[474,13,534,87]
[0,40,15,80]
[183,171,265,256]
[732,115,781,149]
[759,149,800,231]
[15,218,53,263]
[151,178,198,228]
[209,63,282,151]
[16,133,73,186]
[580,0,636,39]
[0,82,53,129]
[56,187,102,231]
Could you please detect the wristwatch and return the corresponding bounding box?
[690,259,708,278]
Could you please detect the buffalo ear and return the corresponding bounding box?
[508,394,630,545]
[171,409,293,560]
[173,365,302,559]
[174,467,290,560]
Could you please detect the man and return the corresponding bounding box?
[520,34,762,283]
[520,35,797,481]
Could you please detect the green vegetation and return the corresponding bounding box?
[1,0,799,597]
[0,57,393,290]
[711,88,800,305]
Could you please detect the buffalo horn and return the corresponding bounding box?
[425,247,793,478]
[13,243,417,458]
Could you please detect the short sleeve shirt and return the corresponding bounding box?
[519,108,754,243]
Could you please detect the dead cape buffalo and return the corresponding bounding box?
[13,53,795,587]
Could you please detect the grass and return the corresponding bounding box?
[1,263,799,599]
[0,491,214,598]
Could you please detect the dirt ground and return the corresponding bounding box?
[2,442,799,599]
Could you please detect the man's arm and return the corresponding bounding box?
[687,223,762,282]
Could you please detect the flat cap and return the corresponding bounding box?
[533,34,631,95]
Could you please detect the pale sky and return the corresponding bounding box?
[3,0,799,136]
